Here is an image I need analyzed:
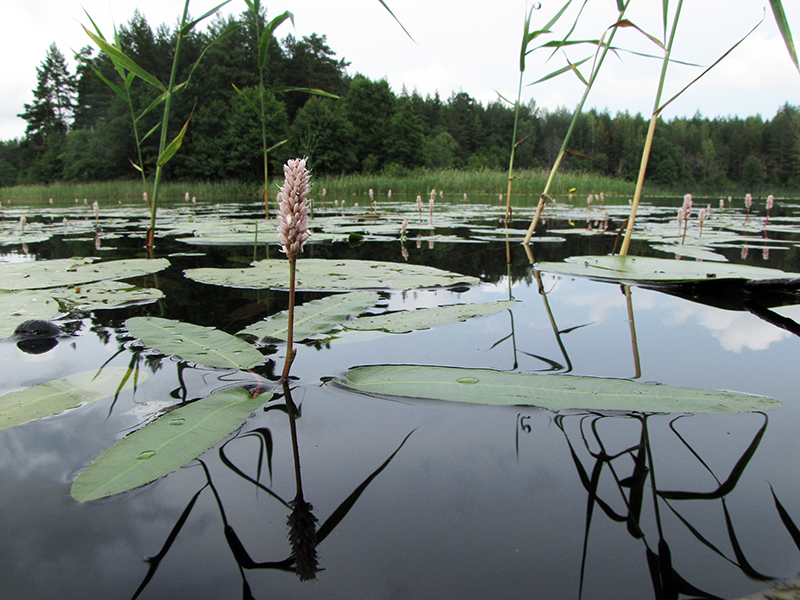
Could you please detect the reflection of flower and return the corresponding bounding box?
[277,157,311,259]
[287,498,319,580]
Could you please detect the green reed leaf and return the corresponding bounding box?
[769,0,799,73]
[261,10,293,69]
[157,115,191,167]
[375,0,416,43]
[335,365,781,413]
[71,387,270,502]
[232,83,260,116]
[82,25,166,92]
[267,86,340,99]
[126,316,265,370]
[0,367,145,432]
[181,0,235,35]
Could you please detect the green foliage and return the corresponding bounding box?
[536,255,800,284]
[126,316,265,369]
[0,367,144,432]
[343,300,518,334]
[0,257,170,291]
[335,365,782,413]
[238,290,380,341]
[186,258,481,291]
[4,5,799,194]
[71,387,271,502]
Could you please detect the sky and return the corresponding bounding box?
[2,0,799,141]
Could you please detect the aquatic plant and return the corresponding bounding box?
[522,0,632,243]
[83,0,237,253]
[277,157,311,380]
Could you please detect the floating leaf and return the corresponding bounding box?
[71,388,270,502]
[0,290,60,337]
[0,257,170,290]
[239,291,380,341]
[0,367,145,431]
[126,316,264,369]
[0,233,52,246]
[343,300,518,334]
[52,281,164,311]
[651,244,728,262]
[334,365,781,413]
[536,255,800,284]
[186,258,480,291]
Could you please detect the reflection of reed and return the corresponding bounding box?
[548,411,780,599]
[622,285,641,379]
[283,381,320,580]
[130,398,415,596]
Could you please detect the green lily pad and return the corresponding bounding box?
[650,244,728,262]
[126,316,264,370]
[0,367,145,431]
[52,281,164,311]
[343,300,518,334]
[334,365,781,413]
[0,290,60,337]
[536,255,800,284]
[0,233,53,245]
[238,291,381,341]
[71,387,271,502]
[0,257,170,290]
[185,258,480,291]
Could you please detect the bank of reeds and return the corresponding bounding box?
[312,168,642,200]
[4,170,797,208]
[0,179,257,205]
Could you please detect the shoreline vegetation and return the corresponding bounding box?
[1,169,794,207]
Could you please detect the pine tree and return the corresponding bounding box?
[19,44,77,145]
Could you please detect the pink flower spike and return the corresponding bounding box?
[277,157,311,260]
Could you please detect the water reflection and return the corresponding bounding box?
[129,379,414,596]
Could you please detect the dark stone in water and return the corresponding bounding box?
[14,319,62,340]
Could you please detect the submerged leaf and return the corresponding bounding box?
[334,365,781,413]
[0,367,145,431]
[343,300,518,334]
[126,316,264,369]
[239,291,380,341]
[186,258,480,291]
[71,388,270,502]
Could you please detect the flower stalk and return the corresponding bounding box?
[277,157,311,381]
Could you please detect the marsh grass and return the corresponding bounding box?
[310,169,642,200]
[0,179,256,204]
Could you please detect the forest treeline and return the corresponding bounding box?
[1,8,798,193]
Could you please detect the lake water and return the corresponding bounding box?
[1,193,799,599]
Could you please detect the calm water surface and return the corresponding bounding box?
[1,194,799,599]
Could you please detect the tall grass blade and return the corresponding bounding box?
[261,11,294,69]
[375,0,416,43]
[82,25,166,92]
[157,115,192,167]
[769,0,799,73]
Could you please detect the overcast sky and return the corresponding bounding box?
[2,0,799,141]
